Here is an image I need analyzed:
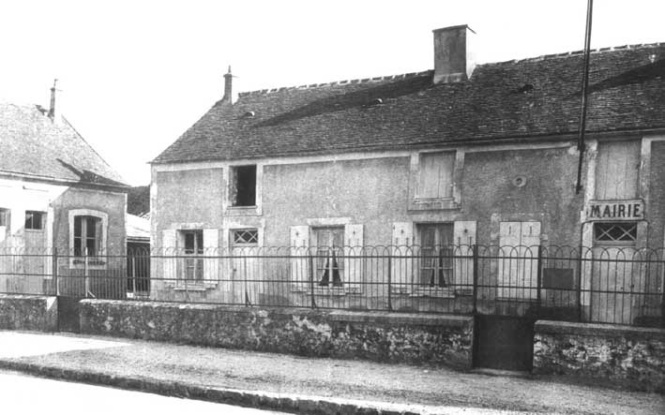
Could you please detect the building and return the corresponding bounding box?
[151,26,665,327]
[0,82,129,298]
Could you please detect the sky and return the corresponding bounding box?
[1,0,664,186]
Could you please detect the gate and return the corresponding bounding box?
[472,244,542,371]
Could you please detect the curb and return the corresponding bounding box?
[0,360,433,415]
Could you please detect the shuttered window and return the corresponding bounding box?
[595,141,640,200]
[417,151,455,199]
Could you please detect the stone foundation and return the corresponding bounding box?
[534,320,665,393]
[0,295,58,332]
[79,300,474,369]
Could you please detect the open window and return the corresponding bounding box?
[417,223,453,287]
[229,165,257,207]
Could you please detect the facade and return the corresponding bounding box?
[0,83,129,297]
[151,26,665,326]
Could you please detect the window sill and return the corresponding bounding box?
[173,282,218,291]
[293,286,363,296]
[226,206,261,217]
[410,287,456,298]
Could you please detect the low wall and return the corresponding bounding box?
[0,295,58,332]
[534,320,665,393]
[79,300,474,369]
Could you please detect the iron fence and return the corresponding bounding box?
[0,245,663,327]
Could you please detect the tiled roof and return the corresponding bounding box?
[153,43,665,164]
[0,103,127,188]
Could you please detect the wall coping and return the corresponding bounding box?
[535,319,665,341]
[80,299,473,328]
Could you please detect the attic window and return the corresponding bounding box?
[230,165,257,207]
[242,111,256,118]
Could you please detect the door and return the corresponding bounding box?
[590,222,642,324]
[24,211,47,294]
[231,229,259,304]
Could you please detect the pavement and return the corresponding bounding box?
[0,330,662,415]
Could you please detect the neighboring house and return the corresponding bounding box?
[151,25,665,325]
[0,82,129,297]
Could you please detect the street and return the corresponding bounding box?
[0,371,290,415]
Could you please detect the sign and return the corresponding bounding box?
[585,199,644,222]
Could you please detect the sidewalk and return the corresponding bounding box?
[0,331,662,415]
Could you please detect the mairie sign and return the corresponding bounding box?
[585,199,644,221]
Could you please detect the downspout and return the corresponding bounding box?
[575,0,594,194]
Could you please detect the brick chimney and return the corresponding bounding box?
[222,66,234,103]
[433,25,476,84]
[48,79,61,123]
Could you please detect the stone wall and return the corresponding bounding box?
[0,295,57,331]
[79,300,474,369]
[533,320,665,393]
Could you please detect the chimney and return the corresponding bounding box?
[48,79,61,122]
[222,66,234,103]
[433,25,476,84]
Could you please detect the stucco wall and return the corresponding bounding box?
[0,294,57,331]
[533,320,665,393]
[79,299,474,369]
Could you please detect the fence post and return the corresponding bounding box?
[536,245,543,317]
[472,244,478,314]
[84,248,90,297]
[576,245,584,322]
[52,248,59,296]
[387,249,393,312]
[309,253,317,309]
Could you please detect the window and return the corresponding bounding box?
[594,222,637,245]
[230,165,257,207]
[0,208,9,227]
[417,151,455,199]
[311,227,344,287]
[417,223,453,287]
[595,141,640,200]
[181,230,204,282]
[74,216,103,256]
[25,211,45,230]
[232,229,258,245]
[69,210,108,267]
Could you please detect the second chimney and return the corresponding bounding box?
[48,79,61,123]
[433,25,476,84]
[222,66,234,103]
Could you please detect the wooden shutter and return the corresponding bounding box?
[290,226,310,288]
[595,140,640,200]
[391,222,414,292]
[344,224,364,289]
[162,229,177,285]
[453,221,476,291]
[418,152,455,199]
[203,229,219,281]
[498,222,540,299]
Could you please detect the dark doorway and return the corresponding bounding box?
[474,315,535,371]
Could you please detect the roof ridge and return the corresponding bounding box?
[491,42,665,65]
[238,70,434,97]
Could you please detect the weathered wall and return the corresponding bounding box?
[0,294,57,331]
[533,320,665,393]
[463,146,584,246]
[79,299,474,369]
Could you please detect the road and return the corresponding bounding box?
[0,370,289,415]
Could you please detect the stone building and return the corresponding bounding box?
[0,82,129,297]
[150,26,665,326]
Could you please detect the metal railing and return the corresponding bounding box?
[0,245,663,327]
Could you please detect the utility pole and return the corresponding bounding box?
[575,0,594,194]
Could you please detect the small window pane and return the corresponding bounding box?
[594,222,637,244]
[233,229,258,244]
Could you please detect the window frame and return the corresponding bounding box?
[180,229,204,283]
[311,226,345,287]
[416,223,454,288]
[25,210,46,231]
[68,209,108,269]
[408,150,462,211]
[593,222,638,247]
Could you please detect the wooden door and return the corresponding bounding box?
[497,222,540,299]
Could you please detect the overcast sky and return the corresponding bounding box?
[1,0,664,186]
